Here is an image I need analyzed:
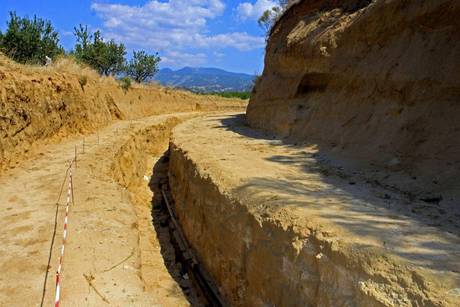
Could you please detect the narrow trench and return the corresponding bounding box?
[148,151,224,307]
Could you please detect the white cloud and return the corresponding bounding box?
[161,51,207,68]
[237,0,278,21]
[91,0,225,31]
[198,32,265,51]
[90,0,265,67]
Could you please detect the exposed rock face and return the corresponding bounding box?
[247,0,460,201]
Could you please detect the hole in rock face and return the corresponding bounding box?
[296,73,331,96]
[320,0,373,13]
[342,0,373,12]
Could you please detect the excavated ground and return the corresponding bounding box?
[0,112,215,306]
[0,53,246,173]
[168,113,460,306]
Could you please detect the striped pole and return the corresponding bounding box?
[55,164,73,307]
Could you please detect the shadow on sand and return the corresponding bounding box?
[148,152,204,306]
[214,113,460,273]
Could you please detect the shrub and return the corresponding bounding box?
[217,91,251,100]
[78,75,88,90]
[197,91,251,100]
[126,50,161,83]
[0,12,63,64]
[73,25,126,76]
[258,1,289,34]
[119,76,132,92]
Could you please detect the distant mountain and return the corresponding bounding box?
[154,67,255,93]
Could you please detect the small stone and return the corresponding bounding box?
[447,288,460,297]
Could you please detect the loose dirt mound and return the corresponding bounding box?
[247,0,460,203]
[0,54,245,171]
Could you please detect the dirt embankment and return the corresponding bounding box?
[168,114,460,306]
[247,0,460,202]
[107,114,202,305]
[0,54,246,172]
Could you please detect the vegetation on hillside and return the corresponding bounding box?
[0,10,255,96]
[126,50,161,83]
[119,76,132,92]
[73,25,126,76]
[0,12,63,64]
[215,91,251,100]
[0,12,161,84]
[197,91,251,100]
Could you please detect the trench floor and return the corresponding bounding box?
[0,113,199,306]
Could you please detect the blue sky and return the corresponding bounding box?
[0,0,279,74]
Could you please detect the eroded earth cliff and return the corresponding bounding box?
[248,0,460,204]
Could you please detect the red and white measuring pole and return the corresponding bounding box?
[55,161,74,307]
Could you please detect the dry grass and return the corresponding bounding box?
[0,53,171,92]
[0,52,114,84]
[51,55,100,78]
[52,56,123,88]
[0,52,240,99]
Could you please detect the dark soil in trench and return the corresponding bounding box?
[149,152,223,307]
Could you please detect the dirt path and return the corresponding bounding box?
[0,113,200,306]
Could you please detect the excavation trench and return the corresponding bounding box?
[151,154,224,306]
[110,114,223,306]
[92,112,460,307]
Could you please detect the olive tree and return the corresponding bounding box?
[73,25,126,76]
[0,12,63,64]
[126,50,161,83]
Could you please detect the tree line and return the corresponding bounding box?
[0,12,160,83]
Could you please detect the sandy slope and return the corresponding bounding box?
[0,113,201,306]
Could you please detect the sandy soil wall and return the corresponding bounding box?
[168,137,452,307]
[108,115,195,304]
[247,0,460,202]
[110,116,183,193]
[0,55,245,172]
